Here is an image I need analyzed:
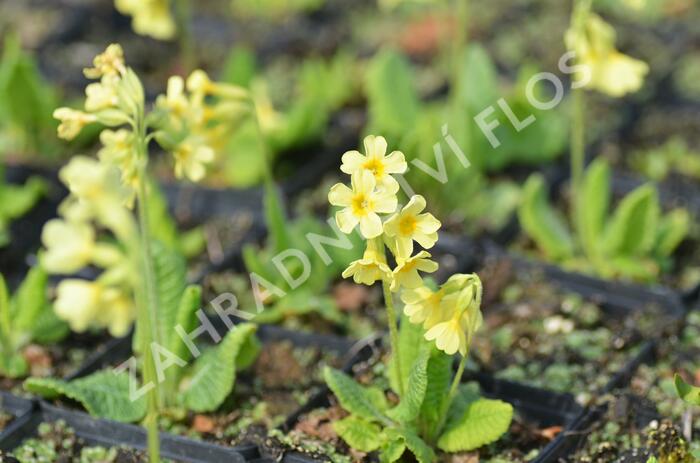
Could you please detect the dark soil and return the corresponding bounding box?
[161,339,344,454]
[472,257,675,401]
[0,332,114,394]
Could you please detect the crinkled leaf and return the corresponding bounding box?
[150,240,187,353]
[179,323,258,412]
[334,416,383,452]
[419,349,452,430]
[24,370,146,422]
[387,345,430,424]
[438,392,513,452]
[379,438,406,463]
[388,313,425,395]
[324,367,388,423]
[11,266,49,334]
[385,427,434,463]
[518,174,574,260]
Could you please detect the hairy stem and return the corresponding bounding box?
[434,354,467,440]
[134,121,162,463]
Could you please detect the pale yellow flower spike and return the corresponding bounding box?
[83,44,126,78]
[566,12,648,97]
[401,285,449,329]
[328,170,398,239]
[41,219,96,275]
[340,135,408,194]
[342,239,393,286]
[114,0,176,40]
[53,108,97,141]
[384,195,441,259]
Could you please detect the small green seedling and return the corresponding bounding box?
[0,268,68,378]
[519,158,689,281]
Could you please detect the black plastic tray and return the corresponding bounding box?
[0,392,34,444]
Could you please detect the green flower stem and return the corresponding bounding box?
[571,87,585,212]
[434,354,467,441]
[0,276,12,357]
[451,0,469,98]
[134,120,162,463]
[174,0,194,72]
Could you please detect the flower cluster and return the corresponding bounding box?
[114,0,176,40]
[54,44,249,187]
[329,135,483,356]
[41,157,137,337]
[565,8,648,97]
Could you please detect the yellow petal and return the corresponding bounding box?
[328,183,353,207]
[359,213,383,239]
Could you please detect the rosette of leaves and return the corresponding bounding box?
[324,314,513,462]
[0,268,69,378]
[242,180,363,325]
[519,158,689,281]
[25,243,260,421]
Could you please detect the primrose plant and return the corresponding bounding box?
[518,0,689,282]
[28,44,251,462]
[324,135,512,461]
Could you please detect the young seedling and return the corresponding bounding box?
[31,44,249,462]
[324,135,512,461]
[0,268,68,378]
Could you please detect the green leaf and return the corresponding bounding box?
[151,240,187,353]
[388,314,425,395]
[334,416,383,452]
[264,179,292,254]
[654,208,689,258]
[179,323,259,412]
[31,305,69,344]
[379,439,406,463]
[674,374,700,406]
[11,266,49,334]
[419,350,452,430]
[518,174,574,260]
[457,45,499,114]
[324,367,388,423]
[365,49,419,140]
[385,428,435,463]
[603,184,659,257]
[438,394,513,452]
[221,46,256,87]
[0,352,27,378]
[0,177,46,223]
[387,345,430,424]
[168,285,202,365]
[24,371,146,422]
[576,159,610,261]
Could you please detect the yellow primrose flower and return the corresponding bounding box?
[156,75,190,120]
[60,156,128,206]
[340,135,407,193]
[187,70,248,101]
[401,285,448,329]
[41,219,95,274]
[54,280,103,333]
[424,273,483,356]
[390,250,438,291]
[328,170,398,239]
[85,76,120,112]
[383,195,441,258]
[98,129,139,188]
[53,108,97,140]
[83,43,126,79]
[342,239,392,286]
[97,287,135,337]
[566,13,648,97]
[115,0,176,40]
[252,80,283,134]
[173,139,215,182]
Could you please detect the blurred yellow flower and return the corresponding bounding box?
[340,135,407,194]
[390,250,438,291]
[98,129,139,188]
[53,108,97,140]
[59,156,129,207]
[384,194,441,258]
[41,220,95,274]
[329,170,398,239]
[342,239,392,286]
[54,280,134,337]
[173,139,215,182]
[85,76,120,112]
[156,75,190,121]
[115,0,176,40]
[566,12,648,97]
[83,44,126,78]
